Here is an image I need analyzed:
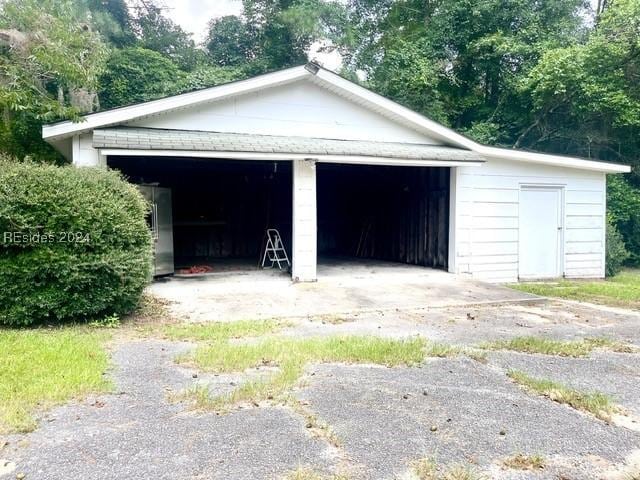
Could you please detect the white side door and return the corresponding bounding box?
[518,186,563,279]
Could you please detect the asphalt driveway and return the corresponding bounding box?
[2,299,640,480]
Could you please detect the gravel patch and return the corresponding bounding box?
[296,358,640,480]
[488,350,640,418]
[2,341,333,480]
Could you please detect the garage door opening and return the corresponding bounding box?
[317,164,449,271]
[108,156,292,275]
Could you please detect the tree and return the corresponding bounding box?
[98,47,184,109]
[205,16,254,67]
[84,0,136,47]
[0,0,109,162]
[204,0,346,73]
[131,2,200,70]
[181,65,245,91]
[521,0,640,263]
[341,0,588,139]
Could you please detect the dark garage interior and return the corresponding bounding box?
[317,164,450,270]
[108,156,292,271]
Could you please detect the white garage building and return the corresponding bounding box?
[43,63,630,283]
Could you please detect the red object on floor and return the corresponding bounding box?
[177,265,215,274]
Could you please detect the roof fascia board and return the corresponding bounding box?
[98,148,484,167]
[311,67,631,174]
[477,146,631,173]
[43,66,310,141]
[311,67,480,150]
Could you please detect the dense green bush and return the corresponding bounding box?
[0,160,152,326]
[607,175,640,266]
[605,216,630,278]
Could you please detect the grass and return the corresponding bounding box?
[509,269,640,309]
[288,397,342,447]
[162,319,284,342]
[173,335,426,411]
[481,336,635,357]
[410,459,484,480]
[424,342,462,358]
[502,453,545,470]
[282,467,350,480]
[0,328,112,433]
[507,370,617,421]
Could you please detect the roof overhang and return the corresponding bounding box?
[94,128,485,167]
[99,149,483,167]
[43,62,631,174]
[42,65,310,142]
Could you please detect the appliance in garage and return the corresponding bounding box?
[139,185,174,276]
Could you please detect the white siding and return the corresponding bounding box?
[452,159,606,282]
[128,80,435,144]
[72,133,106,167]
[292,160,317,282]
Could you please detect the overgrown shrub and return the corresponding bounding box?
[605,216,629,277]
[0,159,152,326]
[607,175,640,266]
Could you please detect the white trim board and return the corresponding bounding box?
[99,149,484,168]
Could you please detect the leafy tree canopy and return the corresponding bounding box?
[98,47,184,109]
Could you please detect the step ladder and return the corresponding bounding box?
[261,229,291,270]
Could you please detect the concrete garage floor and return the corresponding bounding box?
[3,263,640,480]
[148,258,538,322]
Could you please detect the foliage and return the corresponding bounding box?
[507,369,617,421]
[510,270,640,309]
[0,328,111,433]
[163,319,284,342]
[98,47,184,109]
[180,65,246,92]
[0,159,153,326]
[205,16,254,67]
[607,175,640,265]
[522,0,640,166]
[341,0,587,141]
[131,2,200,70]
[173,334,425,411]
[0,0,109,161]
[368,39,447,123]
[0,0,109,119]
[84,0,136,47]
[205,0,345,73]
[606,217,630,276]
[480,335,633,357]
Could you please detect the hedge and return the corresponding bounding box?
[0,159,153,326]
[605,216,630,277]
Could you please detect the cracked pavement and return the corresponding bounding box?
[2,299,640,480]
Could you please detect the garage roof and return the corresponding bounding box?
[93,127,486,166]
[44,62,630,173]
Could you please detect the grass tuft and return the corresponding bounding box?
[441,465,484,480]
[281,467,351,480]
[0,328,112,433]
[509,270,640,309]
[424,342,461,358]
[173,335,425,411]
[410,459,485,480]
[163,319,284,342]
[502,453,545,470]
[287,397,342,447]
[507,370,617,421]
[481,336,635,357]
[411,458,438,480]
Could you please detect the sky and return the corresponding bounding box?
[165,0,242,44]
[158,0,343,70]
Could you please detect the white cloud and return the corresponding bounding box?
[162,0,242,44]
